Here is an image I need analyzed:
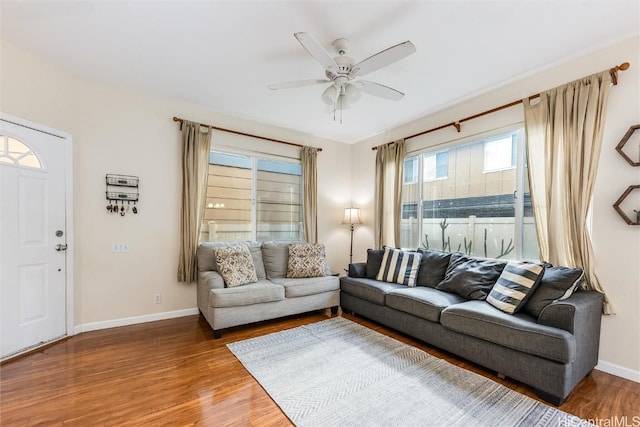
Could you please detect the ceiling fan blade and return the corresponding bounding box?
[268,79,331,90]
[351,41,416,77]
[357,80,405,101]
[294,32,339,70]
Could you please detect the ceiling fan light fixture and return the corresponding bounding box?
[321,85,338,105]
[344,83,361,103]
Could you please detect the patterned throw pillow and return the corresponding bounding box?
[213,246,258,288]
[287,243,326,278]
[486,261,545,314]
[376,247,422,287]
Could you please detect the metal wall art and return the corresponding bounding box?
[105,174,139,217]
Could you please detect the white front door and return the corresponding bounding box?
[0,116,70,359]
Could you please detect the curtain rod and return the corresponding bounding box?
[172,117,322,152]
[372,62,630,151]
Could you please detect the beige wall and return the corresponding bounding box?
[354,36,640,379]
[0,39,353,327]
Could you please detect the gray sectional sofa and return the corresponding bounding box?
[197,241,339,338]
[340,248,604,405]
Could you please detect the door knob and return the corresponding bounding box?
[55,244,68,251]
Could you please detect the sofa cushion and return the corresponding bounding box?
[524,266,584,317]
[416,249,452,288]
[386,287,467,323]
[287,243,326,278]
[486,261,545,314]
[208,280,284,307]
[441,300,576,363]
[197,241,266,280]
[436,255,506,300]
[271,276,339,298]
[340,277,405,305]
[376,247,422,287]
[365,248,385,279]
[213,246,258,288]
[262,240,301,279]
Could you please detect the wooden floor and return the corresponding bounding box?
[1,312,639,426]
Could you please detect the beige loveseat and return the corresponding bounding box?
[196,241,340,338]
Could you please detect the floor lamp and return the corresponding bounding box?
[342,207,362,264]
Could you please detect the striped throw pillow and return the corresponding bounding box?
[487,261,545,314]
[376,248,422,287]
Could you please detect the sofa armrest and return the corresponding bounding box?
[538,289,604,386]
[199,271,225,290]
[348,262,367,278]
[538,290,603,334]
[197,271,225,314]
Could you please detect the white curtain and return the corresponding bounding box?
[374,139,405,248]
[178,121,212,283]
[301,146,318,243]
[523,70,613,313]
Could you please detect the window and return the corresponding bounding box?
[401,128,539,260]
[403,156,418,184]
[0,135,42,169]
[484,134,516,172]
[203,151,302,242]
[424,151,448,181]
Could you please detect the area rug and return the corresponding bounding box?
[227,317,591,427]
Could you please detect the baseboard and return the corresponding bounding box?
[73,308,200,334]
[595,360,640,383]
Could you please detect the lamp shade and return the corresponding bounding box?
[342,207,362,225]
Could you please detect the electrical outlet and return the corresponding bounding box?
[153,293,162,304]
[112,243,129,253]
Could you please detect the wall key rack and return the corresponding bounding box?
[105,174,139,216]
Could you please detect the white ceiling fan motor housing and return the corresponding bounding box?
[327,38,354,79]
[332,38,351,55]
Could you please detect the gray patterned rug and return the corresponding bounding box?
[227,317,591,427]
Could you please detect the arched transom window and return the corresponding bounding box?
[0,134,42,169]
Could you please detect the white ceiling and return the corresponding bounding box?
[1,1,638,144]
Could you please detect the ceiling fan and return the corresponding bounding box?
[268,32,416,115]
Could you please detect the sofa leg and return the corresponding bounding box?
[330,306,339,315]
[535,389,565,406]
[213,330,222,339]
